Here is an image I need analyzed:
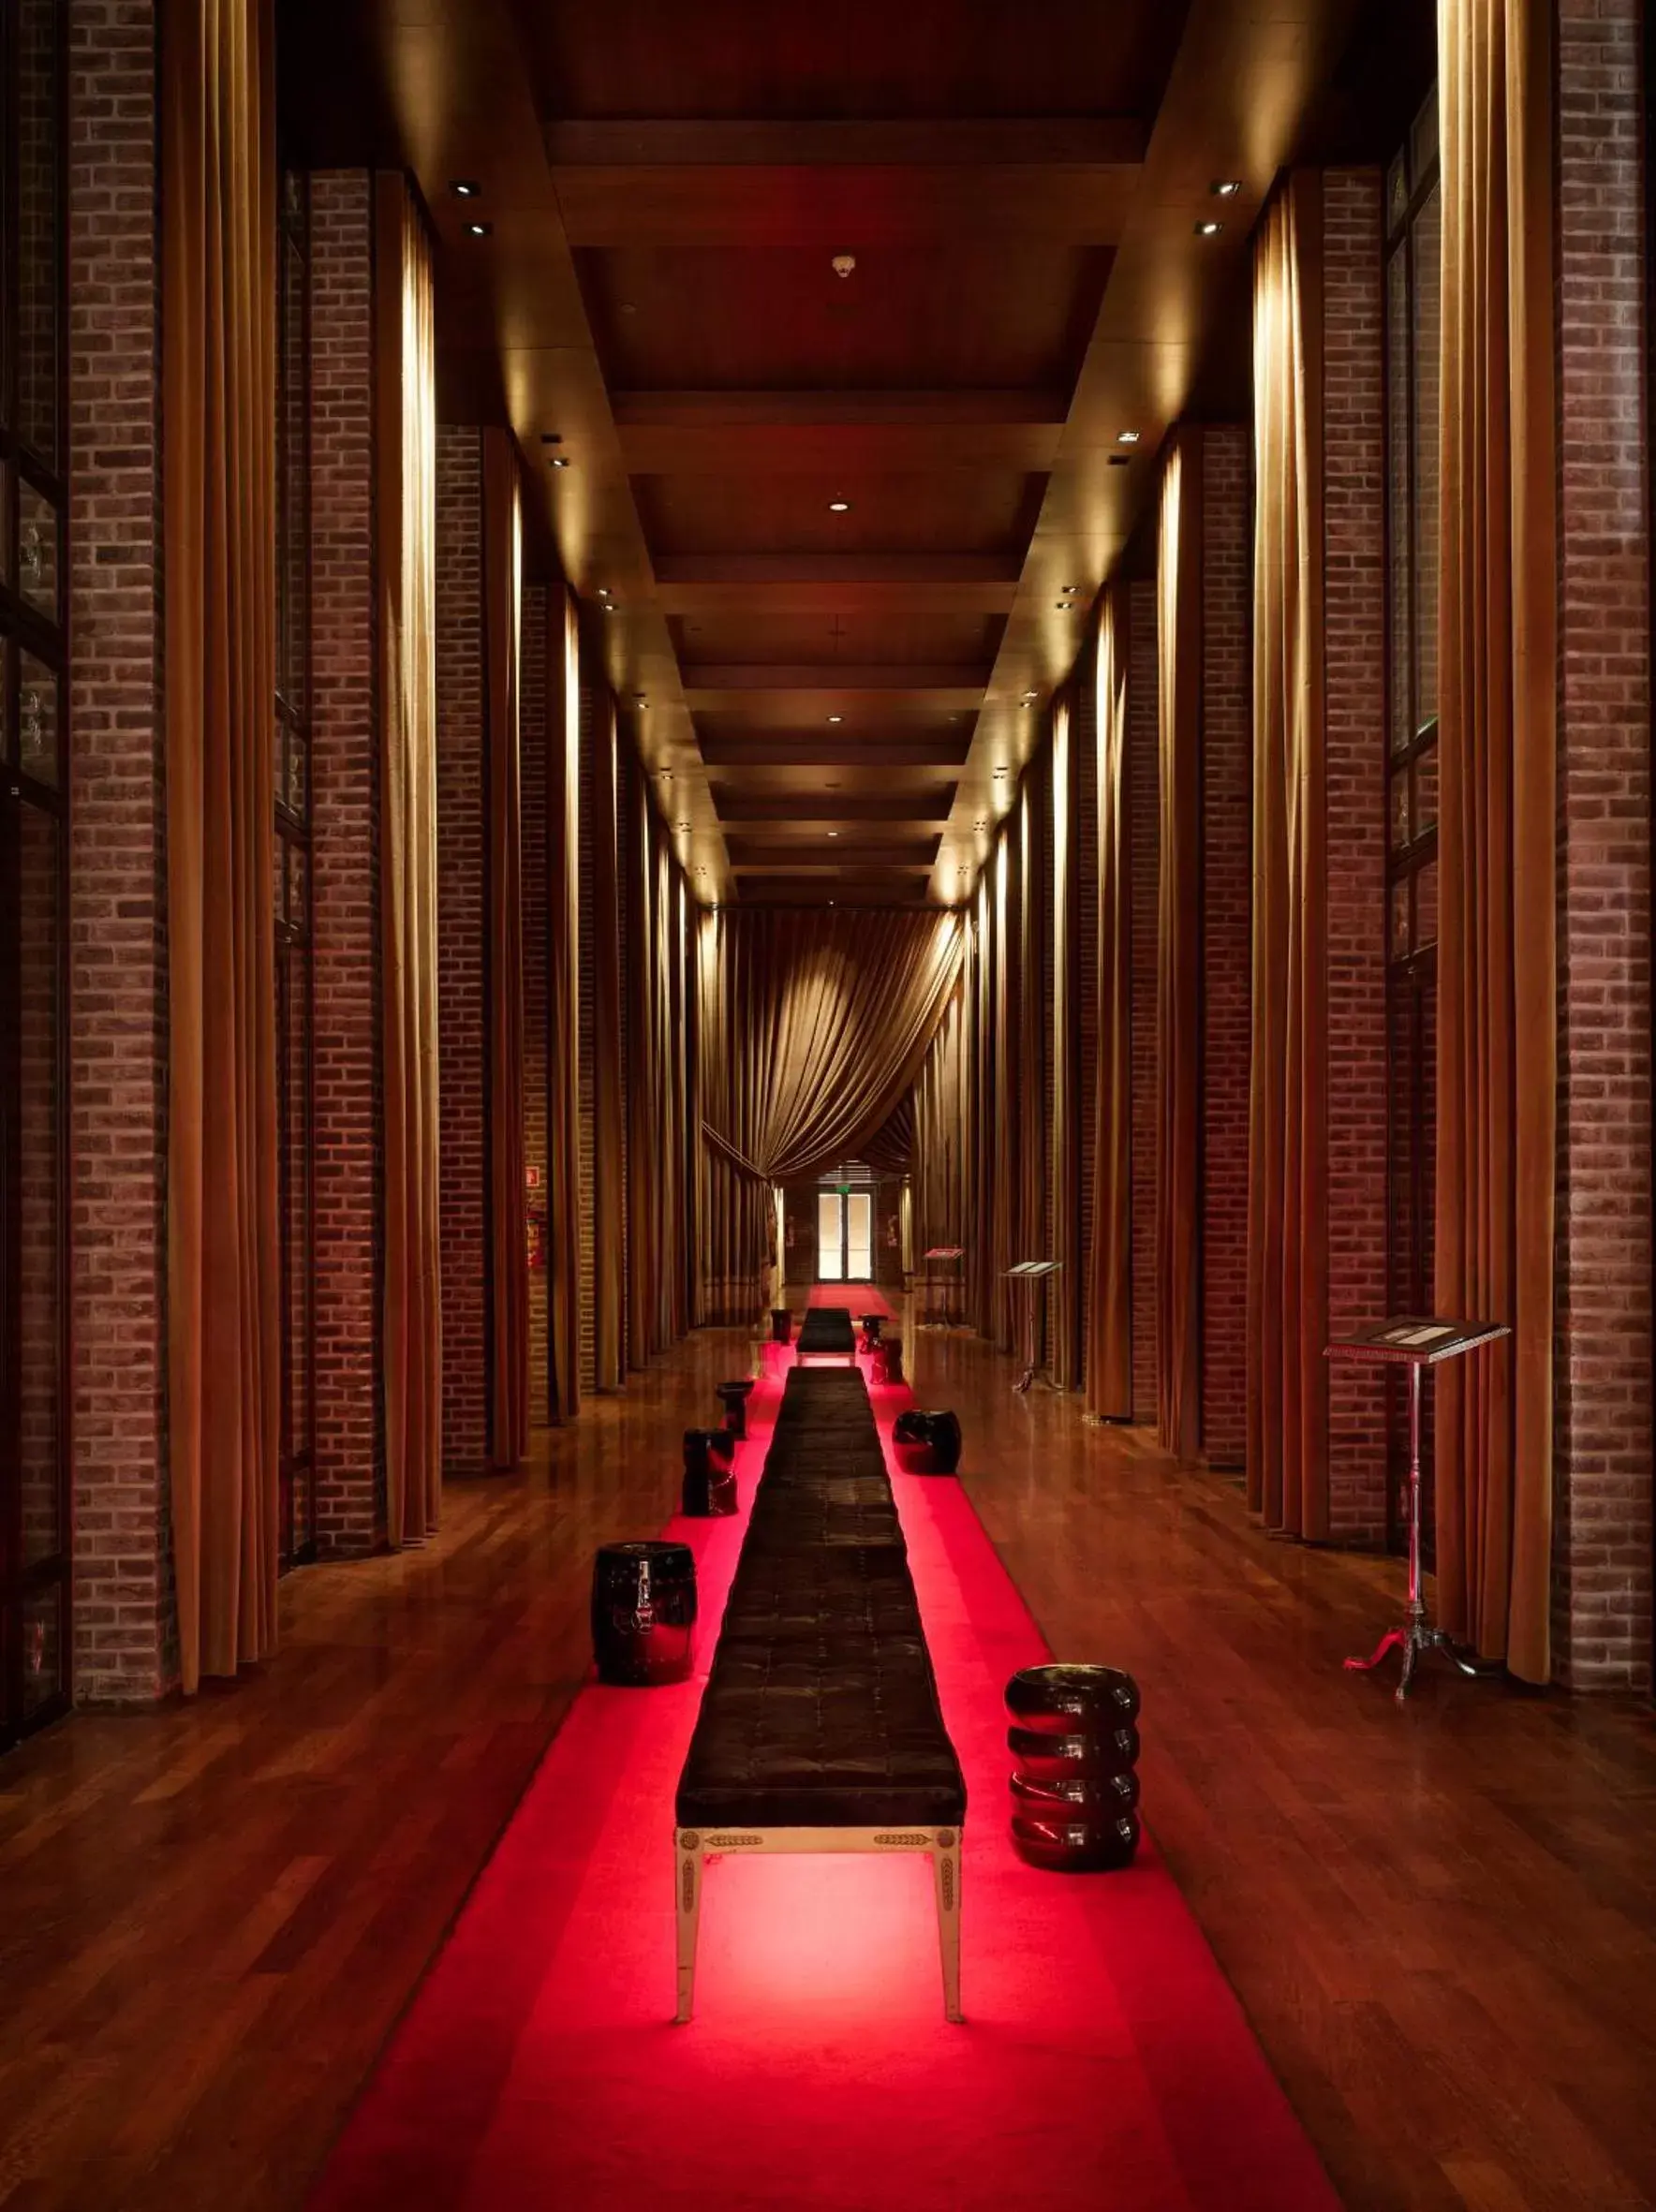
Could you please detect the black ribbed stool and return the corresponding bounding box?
[717,1378,756,1438]
[1005,1664,1142,1870]
[591,1541,698,1685]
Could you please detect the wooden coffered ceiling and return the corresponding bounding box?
[281,0,1382,907]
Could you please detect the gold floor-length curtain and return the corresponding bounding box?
[1016,770,1047,1328]
[1086,591,1133,1419]
[969,883,994,1335]
[1156,434,1203,1458]
[698,907,965,1319]
[1436,0,1557,1681]
[482,430,527,1468]
[547,587,582,1419]
[1051,700,1079,1388]
[376,173,442,1544]
[910,977,969,1317]
[988,833,1017,1349]
[1247,177,1331,1539]
[162,0,279,1690]
[591,698,627,1389]
[627,768,698,1349]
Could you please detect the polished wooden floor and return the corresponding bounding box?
[2,1309,1654,2211]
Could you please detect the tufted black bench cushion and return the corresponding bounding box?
[795,1305,859,1360]
[676,1363,965,1832]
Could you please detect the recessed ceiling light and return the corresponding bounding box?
[602,599,616,611]
[1212,179,1242,198]
[1020,690,1038,703]
[451,180,481,198]
[1062,584,1081,595]
[827,714,843,724]
[1195,219,1223,237]
[634,694,647,705]
[828,830,839,838]
[1116,429,1141,446]
[678,819,690,831]
[827,499,850,513]
[596,586,610,597]
[551,455,570,469]
[463,220,492,238]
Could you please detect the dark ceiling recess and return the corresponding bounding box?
[278,0,1396,905]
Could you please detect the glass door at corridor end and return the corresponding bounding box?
[817,1188,874,1282]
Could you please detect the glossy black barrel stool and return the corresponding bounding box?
[1006,1664,1142,1871]
[892,1408,962,1473]
[591,1541,698,1685]
[770,1307,792,1344]
[682,1429,738,1518]
[717,1378,756,1439]
[873,1335,904,1385]
[859,1312,885,1352]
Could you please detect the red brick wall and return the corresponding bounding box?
[309,170,382,1556]
[1552,0,1652,1690]
[1127,577,1160,1423]
[67,0,171,1703]
[521,584,550,1426]
[1199,425,1250,1469]
[435,425,488,1473]
[1322,170,1390,1545]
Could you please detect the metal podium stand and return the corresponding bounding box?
[1003,1261,1060,1394]
[1324,1316,1510,1701]
[919,1246,965,1330]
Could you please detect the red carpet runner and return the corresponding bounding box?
[312,1349,1338,2212]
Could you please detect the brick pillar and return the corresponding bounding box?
[521,584,550,1426]
[310,171,382,1556]
[1127,576,1160,1423]
[1552,0,1652,1690]
[1199,425,1250,1469]
[435,425,488,1472]
[1322,170,1390,1545]
[67,0,172,1703]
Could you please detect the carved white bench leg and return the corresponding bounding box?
[932,1827,963,2023]
[674,1828,703,2024]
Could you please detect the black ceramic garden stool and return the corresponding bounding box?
[682,1437,739,1519]
[892,1408,963,1474]
[1004,1663,1141,1732]
[770,1308,792,1344]
[591,1541,698,1685]
[873,1335,904,1385]
[717,1379,756,1439]
[1006,1663,1142,1872]
[859,1312,885,1351]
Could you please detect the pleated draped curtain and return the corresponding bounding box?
[375,173,441,1546]
[1085,591,1132,1420]
[1435,0,1557,1682]
[698,907,965,1320]
[1156,435,1204,1459]
[547,588,582,1421]
[1247,176,1331,1540]
[482,431,527,1469]
[162,0,280,1691]
[628,757,697,1355]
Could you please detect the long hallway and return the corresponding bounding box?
[3,1311,1653,2209]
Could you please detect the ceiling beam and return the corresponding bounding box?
[700,735,972,769]
[654,553,1021,584]
[613,391,1068,429]
[542,118,1148,166]
[683,666,992,695]
[729,855,938,877]
[713,793,954,826]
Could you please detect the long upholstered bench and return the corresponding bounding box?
[793,1303,860,1365]
[673,1364,967,2022]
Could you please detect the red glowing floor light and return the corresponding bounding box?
[311,1340,1338,2212]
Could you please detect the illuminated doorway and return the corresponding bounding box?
[816,1187,874,1282]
